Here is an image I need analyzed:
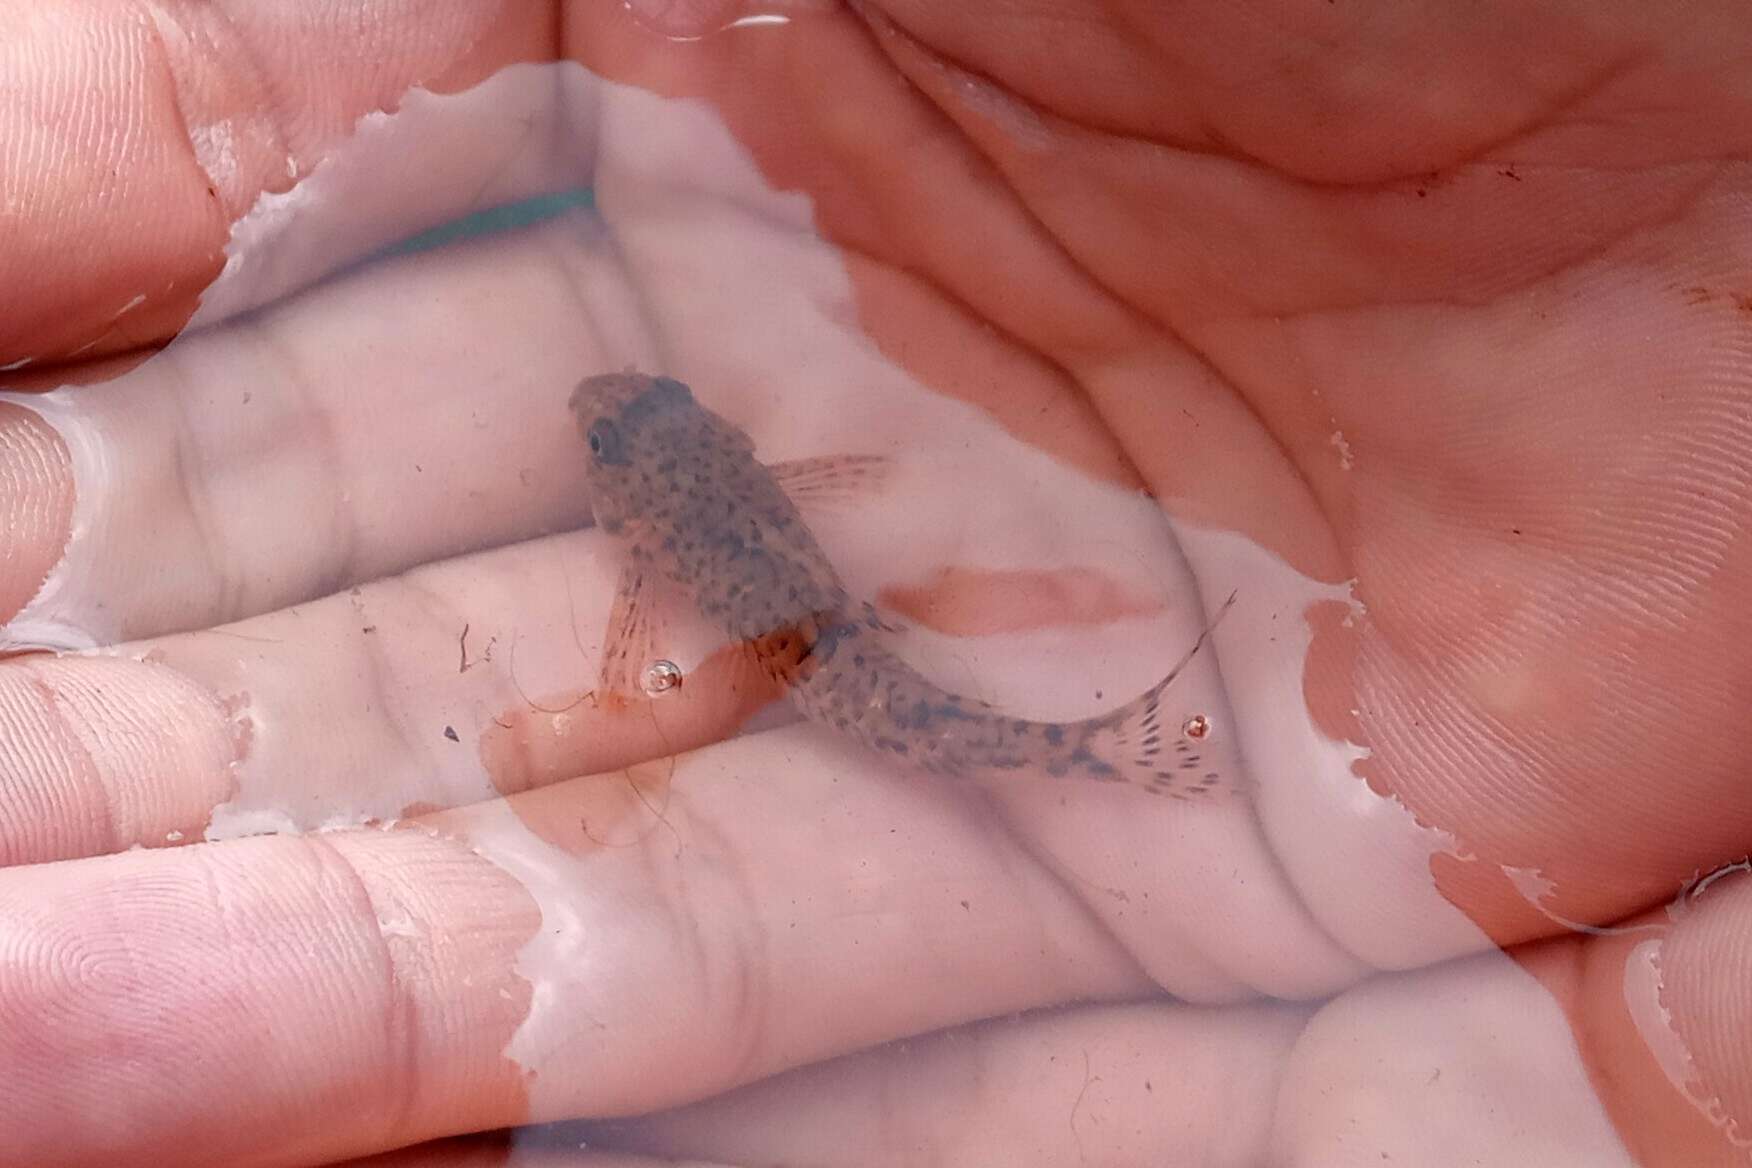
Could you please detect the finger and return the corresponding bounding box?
[0,730,1150,1168]
[7,487,1330,1021]
[0,826,535,1168]
[555,884,1752,1167]
[0,2,553,367]
[1,209,611,649]
[0,524,776,867]
[565,1000,1307,1165]
[1,484,1237,871]
[1563,865,1752,1165]
[1274,876,1752,1168]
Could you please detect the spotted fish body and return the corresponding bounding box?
[570,372,1233,799]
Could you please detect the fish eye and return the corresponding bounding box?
[587,418,628,465]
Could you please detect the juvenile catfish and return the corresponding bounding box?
[570,372,1238,800]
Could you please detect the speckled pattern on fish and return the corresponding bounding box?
[571,371,1236,799]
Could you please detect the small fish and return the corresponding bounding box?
[570,372,1240,799]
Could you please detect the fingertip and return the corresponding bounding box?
[1568,877,1752,1167]
[1642,869,1752,1159]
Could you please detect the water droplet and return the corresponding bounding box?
[641,659,684,696]
[1182,714,1211,741]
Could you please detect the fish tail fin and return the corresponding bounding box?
[1075,591,1250,801]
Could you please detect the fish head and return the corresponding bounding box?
[570,371,747,536]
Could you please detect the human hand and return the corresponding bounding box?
[0,3,1747,1166]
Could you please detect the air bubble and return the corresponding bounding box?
[1182,714,1211,741]
[641,660,684,696]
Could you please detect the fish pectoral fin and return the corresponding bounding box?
[858,600,907,636]
[596,563,675,704]
[769,453,891,512]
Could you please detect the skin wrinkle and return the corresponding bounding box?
[895,3,1664,181]
[367,570,482,775]
[0,404,75,623]
[846,11,1343,562]
[1352,392,1737,886]
[236,312,361,610]
[164,384,240,622]
[324,825,538,1154]
[312,830,433,1155]
[1584,169,1740,289]
[848,9,1180,347]
[816,18,1164,353]
[76,8,222,358]
[1317,51,1638,182]
[1329,167,1712,315]
[0,657,241,867]
[582,1000,1302,1162]
[74,671,152,857]
[1373,383,1744,612]
[918,274,1130,478]
[855,1,1273,170]
[1501,49,1641,157]
[869,6,1732,327]
[540,219,618,381]
[986,807,1177,992]
[1436,720,1720,921]
[835,253,1146,489]
[474,673,554,802]
[691,804,773,1094]
[355,598,425,793]
[316,830,430,1148]
[31,670,122,860]
[1214,157,1699,315]
[138,3,271,216]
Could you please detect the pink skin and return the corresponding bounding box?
[0,3,1747,1166]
